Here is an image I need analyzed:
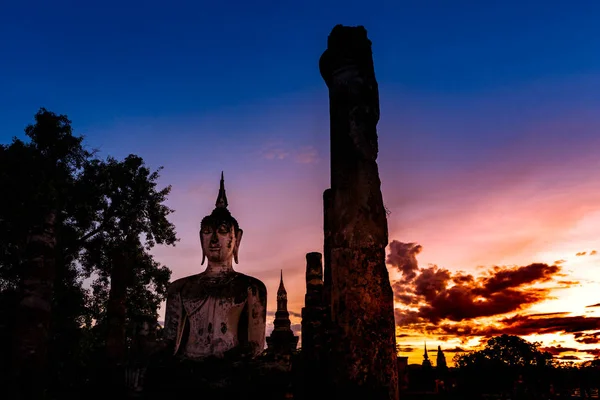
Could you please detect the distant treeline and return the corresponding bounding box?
[406,334,600,398]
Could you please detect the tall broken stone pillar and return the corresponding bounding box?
[319,25,399,400]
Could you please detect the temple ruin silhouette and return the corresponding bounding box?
[122,24,400,400]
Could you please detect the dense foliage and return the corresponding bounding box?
[0,109,178,397]
[451,334,599,397]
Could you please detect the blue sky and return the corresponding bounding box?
[2,0,599,132]
[2,0,600,361]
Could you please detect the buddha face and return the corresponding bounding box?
[200,221,243,264]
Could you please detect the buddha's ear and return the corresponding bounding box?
[233,229,243,264]
[199,230,206,265]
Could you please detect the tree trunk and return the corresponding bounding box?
[11,210,57,399]
[106,247,129,365]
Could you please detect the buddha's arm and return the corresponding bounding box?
[247,281,267,356]
[163,286,180,347]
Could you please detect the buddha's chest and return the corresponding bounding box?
[180,295,247,357]
[183,296,246,335]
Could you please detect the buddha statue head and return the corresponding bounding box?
[199,172,243,268]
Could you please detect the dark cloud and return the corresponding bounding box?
[558,355,580,360]
[501,315,600,336]
[528,312,570,317]
[584,349,600,357]
[573,331,600,344]
[395,309,422,325]
[591,250,598,256]
[393,259,561,324]
[396,346,414,353]
[483,263,560,291]
[585,303,600,308]
[425,315,600,339]
[554,259,567,265]
[387,241,422,282]
[540,345,579,356]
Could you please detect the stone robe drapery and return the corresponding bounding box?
[164,273,267,359]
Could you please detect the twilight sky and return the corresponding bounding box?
[2,0,600,366]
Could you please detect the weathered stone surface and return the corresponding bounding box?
[300,252,330,400]
[163,174,267,361]
[319,24,398,400]
[436,345,447,371]
[322,189,333,309]
[305,253,323,301]
[301,252,327,359]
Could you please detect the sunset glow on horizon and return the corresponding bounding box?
[3,0,600,369]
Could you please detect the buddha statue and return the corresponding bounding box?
[163,173,267,360]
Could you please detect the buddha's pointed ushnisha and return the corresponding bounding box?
[215,171,228,209]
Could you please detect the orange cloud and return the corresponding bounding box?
[443,346,470,353]
[574,250,598,257]
[389,240,600,346]
[556,280,580,286]
[389,240,564,324]
[424,315,600,339]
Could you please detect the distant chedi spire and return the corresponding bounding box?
[422,342,432,368]
[266,270,299,355]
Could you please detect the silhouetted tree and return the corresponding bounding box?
[0,109,93,397]
[453,334,553,396]
[76,154,176,366]
[0,109,178,397]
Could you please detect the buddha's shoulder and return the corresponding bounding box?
[167,274,199,294]
[233,273,267,293]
